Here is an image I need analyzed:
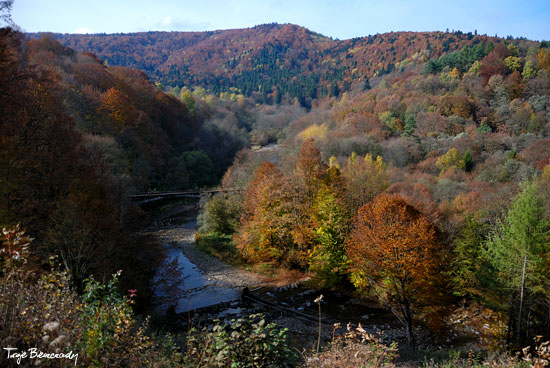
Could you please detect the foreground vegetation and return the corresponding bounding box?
[2,228,550,367]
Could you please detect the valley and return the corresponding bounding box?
[2,4,550,364]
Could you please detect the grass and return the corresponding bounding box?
[417,351,529,368]
[195,231,246,267]
[195,232,307,282]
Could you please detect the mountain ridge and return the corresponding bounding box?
[28,23,537,105]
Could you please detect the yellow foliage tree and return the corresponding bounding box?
[449,67,460,79]
[537,48,550,71]
[343,152,389,211]
[436,147,463,173]
[504,56,522,72]
[298,123,329,141]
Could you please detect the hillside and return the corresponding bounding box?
[0,28,257,311]
[33,24,530,106]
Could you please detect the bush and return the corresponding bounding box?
[0,226,182,367]
[77,272,182,366]
[0,258,82,367]
[195,231,245,266]
[184,314,299,367]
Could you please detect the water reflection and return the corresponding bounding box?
[155,239,240,312]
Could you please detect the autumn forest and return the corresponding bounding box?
[2,1,550,365]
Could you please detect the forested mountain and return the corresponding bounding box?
[33,24,535,106]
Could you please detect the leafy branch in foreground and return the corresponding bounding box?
[184,313,298,367]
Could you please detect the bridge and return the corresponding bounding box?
[128,188,243,205]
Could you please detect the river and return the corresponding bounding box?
[151,219,267,313]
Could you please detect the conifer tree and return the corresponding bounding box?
[486,181,549,345]
[450,215,487,299]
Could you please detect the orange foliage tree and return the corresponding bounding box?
[346,193,445,348]
[100,87,136,129]
[234,161,294,264]
[295,138,327,206]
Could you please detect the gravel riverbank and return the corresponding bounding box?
[147,221,269,289]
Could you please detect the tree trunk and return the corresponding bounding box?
[525,305,531,345]
[518,252,528,344]
[403,298,415,349]
[506,292,516,349]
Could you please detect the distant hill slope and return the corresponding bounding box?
[32,23,532,105]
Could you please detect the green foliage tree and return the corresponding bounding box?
[308,166,351,287]
[486,181,550,345]
[379,110,401,132]
[503,56,522,72]
[165,150,216,189]
[463,149,474,172]
[436,147,462,173]
[467,60,481,76]
[522,59,537,79]
[199,193,242,235]
[450,215,488,299]
[180,87,196,115]
[362,78,371,91]
[402,113,416,137]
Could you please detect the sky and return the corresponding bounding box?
[11,0,550,41]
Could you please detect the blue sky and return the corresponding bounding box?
[12,0,550,41]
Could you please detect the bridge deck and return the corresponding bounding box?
[128,188,243,201]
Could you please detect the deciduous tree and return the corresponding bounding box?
[234,162,294,264]
[346,194,444,348]
[308,164,351,287]
[343,152,388,211]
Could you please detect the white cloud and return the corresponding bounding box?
[160,16,173,26]
[73,27,94,34]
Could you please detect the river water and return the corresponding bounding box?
[153,221,241,312]
[148,203,464,351]
[162,245,240,312]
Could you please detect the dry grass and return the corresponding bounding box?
[303,323,398,368]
